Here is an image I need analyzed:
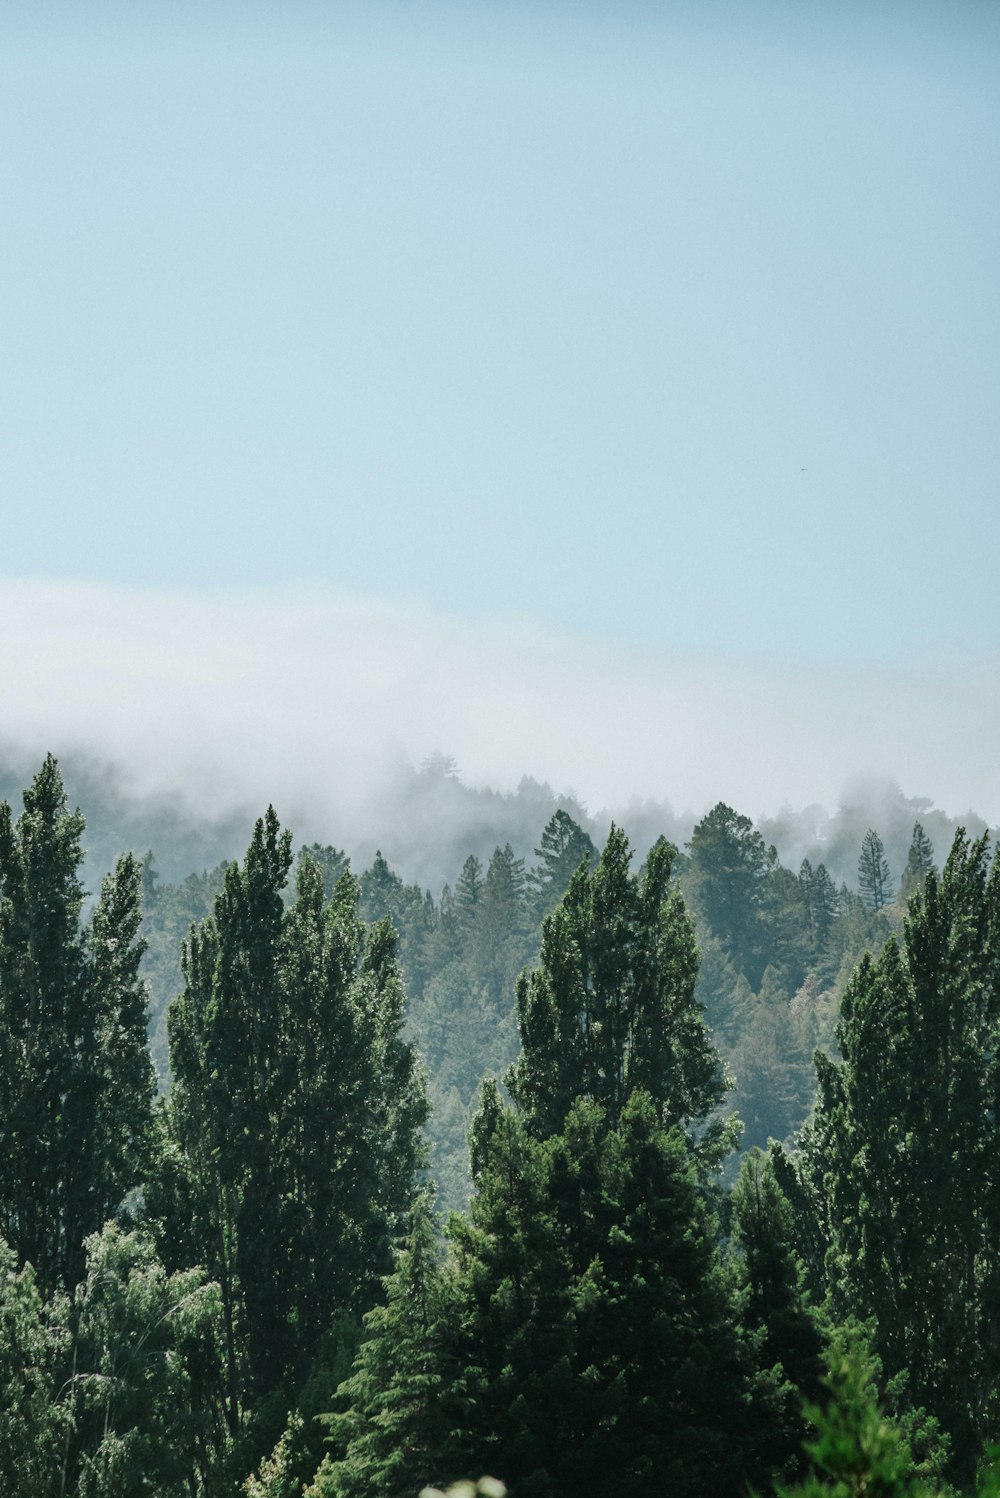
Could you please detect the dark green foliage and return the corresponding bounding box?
[799,861,840,963]
[857,828,893,913]
[684,802,778,988]
[449,1087,757,1498]
[299,843,350,900]
[799,829,1000,1487]
[161,811,428,1421]
[311,1195,463,1498]
[509,828,726,1152]
[731,1149,824,1478]
[139,858,229,1083]
[0,1238,65,1497]
[0,757,155,1292]
[776,1331,926,1497]
[431,829,760,1498]
[529,810,596,920]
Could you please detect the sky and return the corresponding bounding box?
[1,1,998,828]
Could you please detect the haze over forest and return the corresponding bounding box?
[2,2,999,1494]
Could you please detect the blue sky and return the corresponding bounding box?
[2,2,998,821]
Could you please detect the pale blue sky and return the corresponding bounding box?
[2,1,998,672]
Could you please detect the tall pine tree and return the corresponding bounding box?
[161,813,427,1421]
[436,828,761,1497]
[798,829,1000,1487]
[0,757,154,1292]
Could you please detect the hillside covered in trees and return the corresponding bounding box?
[1,754,999,1496]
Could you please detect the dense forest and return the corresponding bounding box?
[1,753,999,1496]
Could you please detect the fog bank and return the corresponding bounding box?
[1,581,995,878]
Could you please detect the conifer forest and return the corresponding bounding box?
[2,753,1000,1498]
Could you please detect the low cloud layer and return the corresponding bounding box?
[1,580,996,843]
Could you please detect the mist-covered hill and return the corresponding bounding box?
[0,743,990,900]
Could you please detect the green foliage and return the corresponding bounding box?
[58,1223,227,1498]
[160,812,428,1424]
[431,829,760,1498]
[899,823,936,905]
[0,1237,66,1497]
[796,829,1000,1487]
[776,1331,922,1497]
[310,1194,463,1498]
[0,757,155,1292]
[730,1149,825,1479]
[139,858,228,1084]
[857,828,893,913]
[529,810,596,920]
[509,828,726,1154]
[684,802,778,989]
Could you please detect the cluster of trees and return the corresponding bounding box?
[2,755,999,1495]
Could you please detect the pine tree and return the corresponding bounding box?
[799,829,1000,1487]
[0,758,155,1292]
[684,803,777,988]
[798,861,839,961]
[730,1149,824,1480]
[162,815,428,1417]
[310,1195,462,1498]
[529,810,596,920]
[899,822,936,904]
[432,828,760,1498]
[857,827,893,912]
[776,1331,920,1498]
[509,828,726,1152]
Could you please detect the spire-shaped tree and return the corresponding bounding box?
[509,828,725,1151]
[800,829,1000,1487]
[310,1194,463,1498]
[899,821,936,904]
[857,827,893,912]
[162,814,427,1418]
[432,828,760,1498]
[529,809,596,919]
[0,758,154,1292]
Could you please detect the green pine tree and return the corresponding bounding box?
[857,828,893,913]
[161,814,428,1423]
[310,1194,463,1498]
[797,829,1000,1487]
[730,1148,825,1480]
[0,757,155,1292]
[529,810,596,920]
[899,823,935,905]
[683,803,778,989]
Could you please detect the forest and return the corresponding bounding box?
[1,752,999,1497]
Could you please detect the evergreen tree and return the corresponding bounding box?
[431,829,760,1498]
[0,758,155,1292]
[899,822,936,904]
[509,828,726,1152]
[310,1195,462,1498]
[454,856,484,942]
[798,860,839,963]
[857,828,893,913]
[799,829,1000,1487]
[730,1149,824,1479]
[0,1237,65,1497]
[529,810,596,920]
[162,813,428,1419]
[684,803,777,988]
[776,1331,924,1498]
